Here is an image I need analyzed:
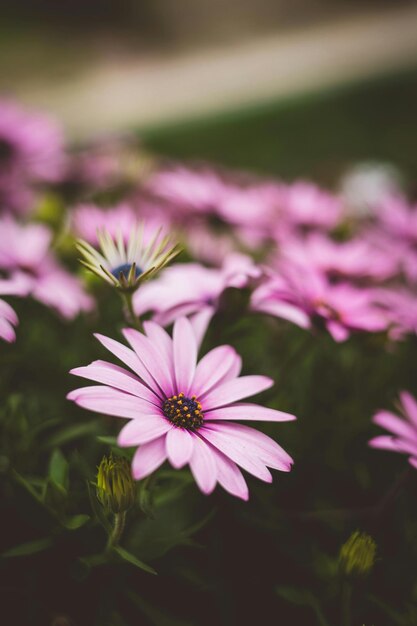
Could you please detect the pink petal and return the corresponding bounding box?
[192,345,240,397]
[200,425,272,482]
[369,435,417,458]
[131,437,168,480]
[0,299,18,324]
[205,402,296,422]
[408,457,417,470]
[400,391,417,426]
[67,385,153,419]
[208,422,293,470]
[253,299,311,329]
[118,416,172,446]
[94,333,159,393]
[173,317,197,395]
[143,321,174,380]
[123,328,175,397]
[227,353,242,380]
[154,302,203,327]
[70,361,158,404]
[210,446,249,500]
[165,427,194,469]
[368,435,400,451]
[327,320,349,342]
[0,317,16,342]
[373,410,417,441]
[202,375,274,410]
[189,435,218,494]
[189,306,215,349]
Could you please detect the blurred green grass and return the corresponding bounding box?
[142,66,417,187]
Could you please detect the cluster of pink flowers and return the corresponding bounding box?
[0,217,93,341]
[2,97,417,496]
[125,161,415,345]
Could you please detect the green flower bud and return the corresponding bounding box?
[96,455,135,514]
[339,531,377,576]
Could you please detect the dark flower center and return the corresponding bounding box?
[163,392,204,430]
[111,263,142,280]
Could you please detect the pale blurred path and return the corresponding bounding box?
[7,5,417,139]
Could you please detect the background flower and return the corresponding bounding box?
[369,391,417,469]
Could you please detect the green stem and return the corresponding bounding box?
[121,291,143,331]
[106,511,127,551]
[341,580,352,626]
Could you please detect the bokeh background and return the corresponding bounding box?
[2,0,417,183]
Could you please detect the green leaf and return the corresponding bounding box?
[126,590,193,626]
[138,474,157,518]
[48,448,68,491]
[87,480,112,533]
[44,421,99,448]
[11,471,57,531]
[96,435,118,446]
[63,514,90,530]
[113,546,157,575]
[276,585,315,606]
[12,470,43,503]
[43,479,67,512]
[2,537,53,558]
[276,586,329,626]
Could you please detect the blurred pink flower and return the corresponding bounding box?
[146,164,280,246]
[277,181,343,231]
[277,232,398,282]
[369,391,417,470]
[133,254,261,345]
[372,288,417,340]
[0,273,32,342]
[69,202,171,247]
[185,223,239,265]
[146,165,229,219]
[251,263,388,342]
[68,317,295,499]
[70,203,135,244]
[0,217,93,319]
[377,196,417,245]
[0,100,65,213]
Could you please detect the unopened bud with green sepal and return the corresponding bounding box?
[96,455,135,515]
[339,531,377,577]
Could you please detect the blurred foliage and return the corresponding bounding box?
[1,71,417,625]
[142,66,417,190]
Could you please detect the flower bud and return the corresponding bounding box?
[339,531,376,576]
[96,455,135,514]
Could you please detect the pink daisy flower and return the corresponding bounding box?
[147,164,279,247]
[377,195,417,245]
[146,165,229,220]
[68,317,295,500]
[251,263,388,342]
[69,202,167,247]
[372,288,417,341]
[369,392,417,470]
[277,232,397,282]
[70,203,139,245]
[133,254,261,346]
[278,181,343,231]
[0,217,93,319]
[0,99,65,214]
